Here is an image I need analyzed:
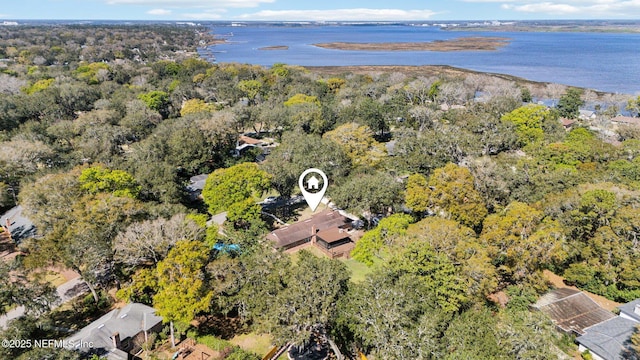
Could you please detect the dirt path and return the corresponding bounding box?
[543,270,621,311]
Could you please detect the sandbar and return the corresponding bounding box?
[313,37,510,52]
[259,45,289,50]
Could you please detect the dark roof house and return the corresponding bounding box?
[266,209,351,251]
[531,288,616,336]
[65,303,163,360]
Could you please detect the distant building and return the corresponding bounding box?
[559,118,577,131]
[579,109,596,121]
[65,303,163,360]
[611,115,640,126]
[186,174,208,201]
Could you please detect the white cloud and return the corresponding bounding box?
[499,0,640,16]
[235,8,438,21]
[106,0,274,8]
[147,8,172,15]
[181,10,226,20]
[502,2,580,13]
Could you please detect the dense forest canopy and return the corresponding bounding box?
[1,24,639,359]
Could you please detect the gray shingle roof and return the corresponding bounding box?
[619,298,640,323]
[576,317,638,360]
[65,303,162,359]
[0,205,36,242]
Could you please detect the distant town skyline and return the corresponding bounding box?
[3,0,640,21]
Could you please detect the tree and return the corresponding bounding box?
[267,251,349,345]
[331,171,403,217]
[114,213,204,270]
[405,173,430,215]
[336,270,447,360]
[262,132,351,198]
[236,79,263,104]
[501,104,554,146]
[226,198,263,229]
[557,88,585,119]
[441,308,506,359]
[79,164,141,198]
[323,123,386,168]
[154,240,213,347]
[120,99,162,139]
[202,162,271,214]
[406,217,498,299]
[388,242,467,313]
[284,93,320,107]
[21,170,146,303]
[180,98,216,117]
[0,262,60,317]
[351,214,413,266]
[138,90,170,118]
[480,202,566,284]
[626,95,640,117]
[416,163,488,230]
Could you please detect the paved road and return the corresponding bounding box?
[0,277,87,329]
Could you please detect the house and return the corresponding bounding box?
[611,115,640,126]
[266,209,355,257]
[575,298,640,360]
[531,288,616,335]
[185,174,208,201]
[0,205,36,243]
[619,298,640,323]
[559,117,577,130]
[307,176,320,190]
[579,109,596,121]
[233,135,270,159]
[576,316,638,360]
[65,303,163,360]
[314,227,355,259]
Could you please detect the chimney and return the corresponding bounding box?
[112,332,121,349]
[311,225,317,244]
[634,304,640,316]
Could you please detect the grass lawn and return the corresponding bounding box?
[289,246,373,283]
[339,258,373,283]
[229,332,275,357]
[40,270,68,287]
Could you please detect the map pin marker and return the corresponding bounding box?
[299,168,328,212]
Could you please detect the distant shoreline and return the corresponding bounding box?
[312,37,510,52]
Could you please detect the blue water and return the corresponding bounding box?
[208,24,640,94]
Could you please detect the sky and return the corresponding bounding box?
[3,0,640,21]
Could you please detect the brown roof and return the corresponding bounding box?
[611,115,640,125]
[238,135,264,145]
[267,209,350,249]
[560,118,577,127]
[316,227,351,244]
[532,288,616,335]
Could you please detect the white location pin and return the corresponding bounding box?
[299,168,328,212]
